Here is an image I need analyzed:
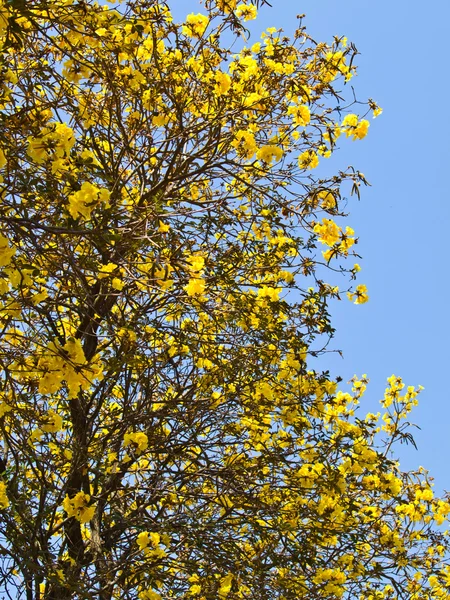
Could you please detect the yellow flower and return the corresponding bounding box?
[298,150,319,170]
[124,431,149,453]
[347,284,369,304]
[257,286,281,301]
[218,573,234,598]
[235,4,257,20]
[190,584,202,594]
[342,114,358,128]
[353,119,369,139]
[342,114,370,140]
[187,255,205,273]
[64,337,86,365]
[27,122,75,165]
[0,481,9,509]
[98,262,118,279]
[0,3,9,38]
[256,145,283,164]
[41,410,63,433]
[318,190,336,210]
[112,278,125,291]
[184,278,206,297]
[63,492,95,523]
[232,130,257,159]
[68,182,111,221]
[0,234,15,267]
[27,137,49,164]
[373,105,383,118]
[313,218,341,247]
[287,104,310,127]
[152,113,170,127]
[138,591,161,600]
[137,531,150,550]
[158,221,170,233]
[0,398,11,417]
[216,0,237,13]
[182,13,209,38]
[214,71,232,96]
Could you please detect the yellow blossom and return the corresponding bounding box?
[0,235,15,267]
[62,492,95,523]
[298,150,319,170]
[313,218,341,247]
[184,278,206,297]
[256,145,283,164]
[214,71,232,96]
[41,410,63,433]
[138,591,161,600]
[216,0,237,13]
[188,255,205,273]
[257,286,281,301]
[219,573,234,598]
[158,221,170,233]
[137,531,151,550]
[287,104,310,127]
[182,13,209,38]
[0,481,9,509]
[232,130,257,159]
[68,182,111,221]
[342,114,370,140]
[347,284,369,304]
[236,4,257,21]
[124,431,149,453]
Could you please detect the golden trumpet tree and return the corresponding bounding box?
[0,0,448,599]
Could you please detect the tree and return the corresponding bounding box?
[0,0,448,598]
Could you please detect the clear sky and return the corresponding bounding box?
[171,0,449,493]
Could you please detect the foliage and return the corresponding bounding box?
[0,0,448,599]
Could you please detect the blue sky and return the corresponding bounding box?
[171,0,449,492]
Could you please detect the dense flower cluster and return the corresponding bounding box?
[0,1,442,599]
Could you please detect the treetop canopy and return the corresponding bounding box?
[0,1,447,600]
